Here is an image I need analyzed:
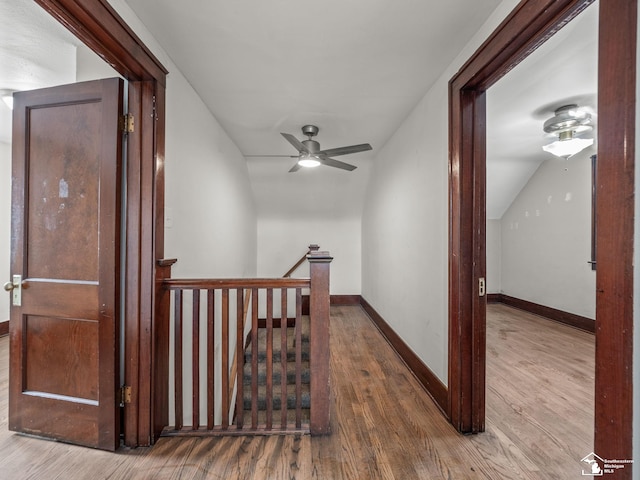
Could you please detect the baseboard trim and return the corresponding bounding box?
[329,295,361,305]
[359,297,449,416]
[259,295,363,326]
[487,293,502,304]
[0,320,8,337]
[491,294,595,334]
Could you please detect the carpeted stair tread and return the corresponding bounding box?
[243,360,310,385]
[242,383,310,410]
[244,326,310,362]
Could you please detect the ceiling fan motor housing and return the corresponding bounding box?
[302,139,320,153]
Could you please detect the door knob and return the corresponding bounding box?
[4,275,22,306]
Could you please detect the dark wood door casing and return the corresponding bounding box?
[34,0,169,447]
[449,0,634,475]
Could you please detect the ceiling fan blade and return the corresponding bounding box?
[288,162,302,173]
[244,155,298,157]
[281,133,309,153]
[318,156,357,171]
[316,143,372,157]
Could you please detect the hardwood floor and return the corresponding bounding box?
[0,304,594,479]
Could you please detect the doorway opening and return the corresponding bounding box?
[448,0,635,468]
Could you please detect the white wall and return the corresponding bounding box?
[257,216,361,294]
[0,142,10,321]
[500,150,596,319]
[486,219,502,294]
[361,0,521,385]
[163,72,257,278]
[106,1,257,279]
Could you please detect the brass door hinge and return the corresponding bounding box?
[121,385,132,404]
[119,113,134,133]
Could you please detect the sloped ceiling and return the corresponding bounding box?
[1,0,598,220]
[0,0,79,144]
[487,3,598,219]
[122,0,502,218]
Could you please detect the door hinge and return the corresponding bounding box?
[478,277,486,297]
[152,95,158,121]
[119,113,134,133]
[121,385,132,405]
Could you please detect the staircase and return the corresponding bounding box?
[160,247,331,436]
[243,316,311,427]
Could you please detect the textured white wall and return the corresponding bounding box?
[0,142,9,322]
[362,88,449,381]
[500,150,595,318]
[486,219,502,294]
[361,0,594,388]
[257,216,361,295]
[362,0,522,385]
[163,71,257,278]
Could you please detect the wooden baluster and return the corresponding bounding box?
[207,289,215,430]
[221,289,229,430]
[266,288,274,430]
[295,288,302,429]
[174,289,183,431]
[280,288,288,429]
[229,289,250,429]
[250,288,259,429]
[192,289,200,430]
[235,289,244,430]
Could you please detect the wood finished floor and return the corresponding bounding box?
[0,304,594,479]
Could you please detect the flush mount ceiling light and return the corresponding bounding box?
[542,104,594,158]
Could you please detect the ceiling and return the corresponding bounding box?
[0,0,79,144]
[122,0,502,218]
[486,2,598,219]
[1,0,597,220]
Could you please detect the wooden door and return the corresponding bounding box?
[8,78,123,451]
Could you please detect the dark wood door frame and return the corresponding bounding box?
[35,0,169,447]
[449,0,635,472]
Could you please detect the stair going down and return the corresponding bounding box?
[242,316,311,427]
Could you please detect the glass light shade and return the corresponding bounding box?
[298,154,321,168]
[542,137,594,158]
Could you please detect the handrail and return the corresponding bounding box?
[164,278,311,289]
[282,244,320,278]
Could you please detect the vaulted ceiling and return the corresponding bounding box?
[1,0,598,220]
[121,0,503,218]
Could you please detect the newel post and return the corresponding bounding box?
[308,250,332,435]
[152,258,177,442]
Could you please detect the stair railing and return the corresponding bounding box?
[158,250,332,436]
[282,244,320,278]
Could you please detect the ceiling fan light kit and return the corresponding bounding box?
[541,104,594,159]
[247,124,372,172]
[298,153,321,168]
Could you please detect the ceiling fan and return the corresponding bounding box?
[248,125,372,172]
